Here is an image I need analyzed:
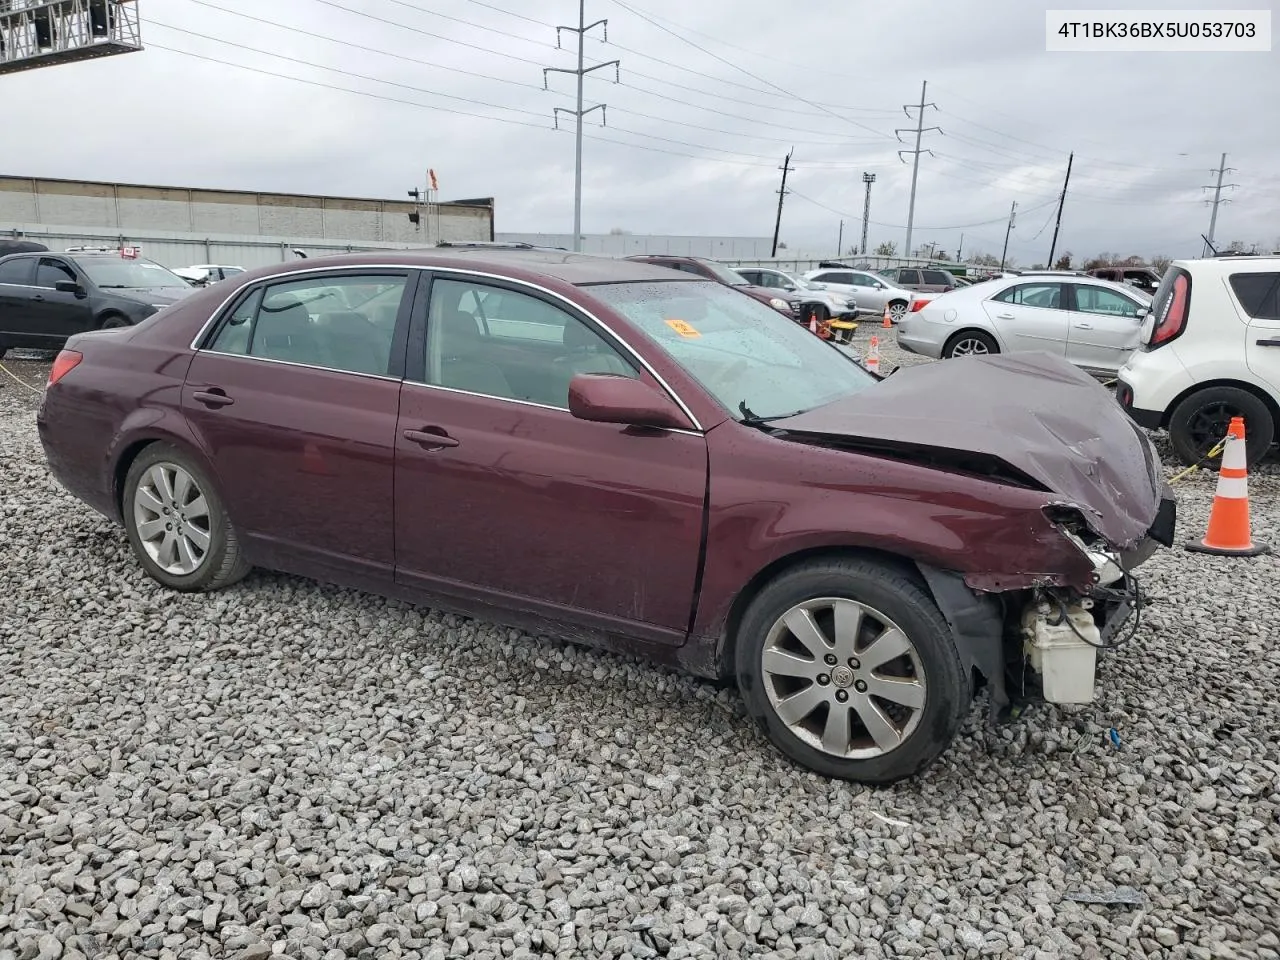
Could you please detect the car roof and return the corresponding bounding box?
[1174,255,1280,272]
[243,247,697,286]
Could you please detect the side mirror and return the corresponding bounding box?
[568,374,690,430]
[55,280,86,297]
[1135,307,1149,319]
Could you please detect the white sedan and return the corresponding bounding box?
[895,273,1152,375]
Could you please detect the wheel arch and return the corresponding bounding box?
[1160,377,1279,430]
[94,309,133,328]
[714,545,1010,708]
[942,327,1000,357]
[110,432,219,522]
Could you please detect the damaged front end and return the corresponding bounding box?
[920,491,1175,719]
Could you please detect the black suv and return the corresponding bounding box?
[0,251,195,357]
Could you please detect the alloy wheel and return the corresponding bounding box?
[1188,401,1236,459]
[761,597,926,759]
[950,337,990,357]
[132,461,212,576]
[889,303,908,322]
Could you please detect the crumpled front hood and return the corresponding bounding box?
[772,352,1166,548]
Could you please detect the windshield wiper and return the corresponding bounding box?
[97,284,132,288]
[738,401,808,427]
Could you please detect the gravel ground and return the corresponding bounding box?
[1,343,1278,960]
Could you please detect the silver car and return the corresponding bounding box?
[803,268,915,322]
[895,273,1152,375]
[734,267,858,321]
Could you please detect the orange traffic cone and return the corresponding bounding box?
[1186,416,1268,556]
[809,316,819,334]
[882,304,893,328]
[865,335,880,373]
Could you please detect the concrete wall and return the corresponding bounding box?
[496,233,776,258]
[0,176,493,247]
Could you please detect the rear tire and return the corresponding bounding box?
[122,443,251,592]
[1168,386,1274,469]
[735,558,970,784]
[943,329,998,359]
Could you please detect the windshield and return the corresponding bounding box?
[587,280,878,421]
[697,260,750,286]
[78,258,189,289]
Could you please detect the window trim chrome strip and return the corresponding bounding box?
[187,262,704,432]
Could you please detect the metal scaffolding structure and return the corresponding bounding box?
[0,0,142,76]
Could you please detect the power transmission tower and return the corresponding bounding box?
[1000,201,1017,271]
[771,149,792,258]
[544,0,619,253]
[1201,153,1236,256]
[1045,151,1074,268]
[896,80,939,261]
[860,172,876,255]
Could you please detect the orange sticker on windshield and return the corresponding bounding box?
[665,318,701,338]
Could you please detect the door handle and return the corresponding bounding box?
[31,294,46,302]
[1257,338,1280,347]
[403,428,459,449]
[192,390,235,408]
[1075,322,1094,330]
[995,313,1014,319]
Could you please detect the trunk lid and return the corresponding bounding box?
[771,351,1164,548]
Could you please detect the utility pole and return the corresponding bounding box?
[860,172,876,255]
[1045,152,1074,269]
[837,220,844,257]
[956,233,964,262]
[1201,153,1236,257]
[896,80,939,261]
[771,148,792,258]
[544,1,619,252]
[1000,201,1017,271]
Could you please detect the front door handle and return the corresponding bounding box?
[31,294,46,302]
[192,390,235,408]
[403,428,459,449]
[1257,338,1280,347]
[1075,322,1094,330]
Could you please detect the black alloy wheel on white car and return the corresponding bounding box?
[735,558,970,784]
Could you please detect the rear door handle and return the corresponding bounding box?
[1257,338,1280,347]
[995,313,1014,320]
[192,390,235,408]
[31,294,45,302]
[403,428,459,449]
[1075,322,1094,330]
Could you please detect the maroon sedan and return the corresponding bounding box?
[37,246,1175,783]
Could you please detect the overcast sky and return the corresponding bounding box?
[5,0,1279,263]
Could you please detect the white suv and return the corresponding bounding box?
[1117,256,1280,467]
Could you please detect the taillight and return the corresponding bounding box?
[47,350,82,387]
[910,299,932,312]
[1149,271,1190,347]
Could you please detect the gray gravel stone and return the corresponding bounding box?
[0,345,1277,960]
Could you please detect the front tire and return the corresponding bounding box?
[944,329,998,359]
[888,300,909,323]
[122,443,251,591]
[1168,386,1274,469]
[735,558,970,784]
[100,314,130,330]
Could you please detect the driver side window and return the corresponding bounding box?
[422,278,638,409]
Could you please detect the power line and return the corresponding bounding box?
[788,190,1057,232]
[608,0,895,141]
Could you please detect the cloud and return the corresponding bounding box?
[3,0,1277,260]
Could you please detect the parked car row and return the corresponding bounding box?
[35,245,1175,785]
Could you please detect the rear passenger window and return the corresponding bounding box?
[922,270,952,284]
[208,274,407,376]
[899,270,921,285]
[1228,273,1280,320]
[0,257,33,285]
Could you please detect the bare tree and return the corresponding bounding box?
[1054,252,1073,270]
[874,241,897,257]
